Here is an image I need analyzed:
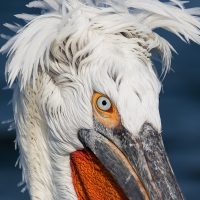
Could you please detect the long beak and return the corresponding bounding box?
[78,121,185,200]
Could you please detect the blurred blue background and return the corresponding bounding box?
[0,0,199,199]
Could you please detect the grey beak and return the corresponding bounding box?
[78,121,185,200]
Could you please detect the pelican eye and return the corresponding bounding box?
[97,96,112,111]
[92,93,120,128]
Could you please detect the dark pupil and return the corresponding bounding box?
[102,100,107,106]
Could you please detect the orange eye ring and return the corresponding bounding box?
[92,93,120,129]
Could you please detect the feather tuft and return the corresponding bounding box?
[1,0,200,88]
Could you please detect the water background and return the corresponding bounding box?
[0,0,200,199]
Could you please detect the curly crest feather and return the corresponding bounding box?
[1,0,200,88]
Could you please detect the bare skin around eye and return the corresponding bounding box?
[92,93,120,129]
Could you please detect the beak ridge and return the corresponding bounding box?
[78,122,185,200]
[78,129,149,200]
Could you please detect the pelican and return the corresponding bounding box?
[1,0,200,199]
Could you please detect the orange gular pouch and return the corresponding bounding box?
[70,148,128,200]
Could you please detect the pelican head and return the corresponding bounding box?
[1,0,200,199]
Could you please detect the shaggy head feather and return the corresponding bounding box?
[1,0,200,199]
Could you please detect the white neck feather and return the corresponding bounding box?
[13,74,77,199]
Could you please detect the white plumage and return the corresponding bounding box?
[1,0,200,199]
